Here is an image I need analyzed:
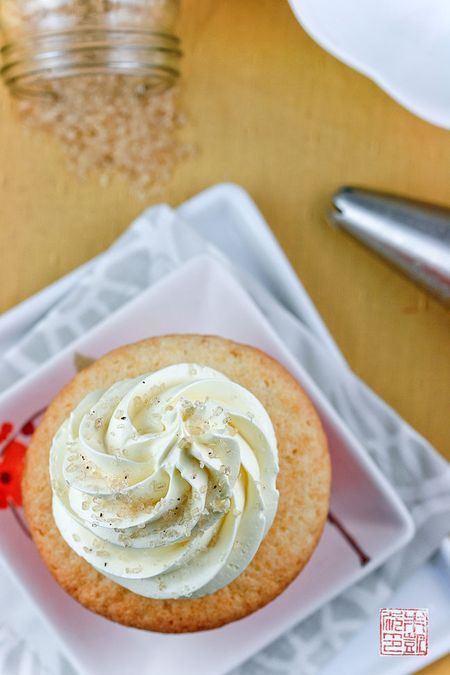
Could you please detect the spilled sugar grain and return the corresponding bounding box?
[15,75,192,196]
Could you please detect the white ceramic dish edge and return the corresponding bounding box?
[287,0,450,130]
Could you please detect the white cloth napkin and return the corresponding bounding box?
[1,201,449,675]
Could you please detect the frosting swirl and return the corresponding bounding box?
[50,364,279,599]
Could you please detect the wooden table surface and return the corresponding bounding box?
[0,0,449,671]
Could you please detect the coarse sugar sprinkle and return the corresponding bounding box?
[15,75,192,196]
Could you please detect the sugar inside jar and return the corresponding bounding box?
[0,0,181,97]
[0,1,189,195]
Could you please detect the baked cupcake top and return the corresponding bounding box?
[49,363,279,599]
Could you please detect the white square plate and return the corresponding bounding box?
[0,254,414,675]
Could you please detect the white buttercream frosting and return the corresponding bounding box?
[50,363,279,599]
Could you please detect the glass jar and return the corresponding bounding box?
[0,0,181,97]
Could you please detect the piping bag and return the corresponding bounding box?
[329,187,450,305]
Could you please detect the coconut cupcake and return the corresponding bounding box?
[23,334,330,632]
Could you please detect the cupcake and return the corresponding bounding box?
[23,334,330,632]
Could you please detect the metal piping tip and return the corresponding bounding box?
[328,187,450,305]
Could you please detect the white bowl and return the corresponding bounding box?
[288,0,450,129]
